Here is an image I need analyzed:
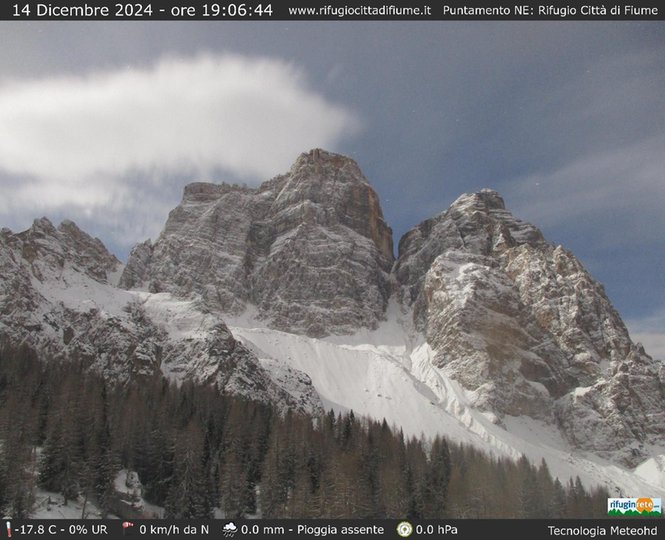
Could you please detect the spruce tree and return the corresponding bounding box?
[164,422,212,518]
[422,436,451,517]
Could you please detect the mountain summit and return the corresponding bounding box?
[396,188,665,465]
[120,149,394,337]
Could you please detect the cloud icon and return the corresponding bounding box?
[223,523,237,532]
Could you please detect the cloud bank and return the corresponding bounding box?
[0,53,359,249]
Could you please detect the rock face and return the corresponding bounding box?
[0,218,122,347]
[3,217,121,283]
[0,218,145,379]
[396,190,665,465]
[0,218,321,415]
[121,149,394,337]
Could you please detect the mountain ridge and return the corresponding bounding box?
[0,216,322,415]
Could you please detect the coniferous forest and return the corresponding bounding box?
[0,344,609,519]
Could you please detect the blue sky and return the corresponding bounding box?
[0,21,663,357]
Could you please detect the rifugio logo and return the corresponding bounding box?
[607,497,662,516]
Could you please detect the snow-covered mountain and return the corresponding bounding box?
[1,148,664,499]
[396,189,665,468]
[0,218,321,415]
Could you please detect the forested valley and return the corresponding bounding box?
[0,344,609,519]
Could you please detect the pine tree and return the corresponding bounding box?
[164,422,212,518]
[536,458,555,518]
[219,446,250,517]
[421,435,451,517]
[92,386,117,515]
[138,413,174,505]
[568,476,588,518]
[551,478,567,518]
[259,416,294,517]
[39,412,79,504]
[0,416,36,517]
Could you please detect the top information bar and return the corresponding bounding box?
[1,0,663,20]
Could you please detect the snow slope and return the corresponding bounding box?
[31,262,135,320]
[228,304,665,499]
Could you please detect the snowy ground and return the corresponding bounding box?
[28,471,164,520]
[227,301,665,499]
[30,490,108,519]
[31,263,136,320]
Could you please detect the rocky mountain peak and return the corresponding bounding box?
[10,217,120,283]
[396,188,665,465]
[289,148,369,182]
[56,219,122,281]
[451,188,506,211]
[395,188,545,307]
[261,149,393,261]
[447,188,545,252]
[121,149,394,337]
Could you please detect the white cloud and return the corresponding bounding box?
[0,53,360,249]
[505,134,665,246]
[627,310,665,361]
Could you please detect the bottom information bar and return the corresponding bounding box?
[3,519,662,539]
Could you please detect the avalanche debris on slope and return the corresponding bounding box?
[229,311,665,498]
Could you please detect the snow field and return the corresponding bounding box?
[230,312,665,499]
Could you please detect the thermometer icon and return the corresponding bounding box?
[6,521,11,538]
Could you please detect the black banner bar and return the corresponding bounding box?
[3,519,663,540]
[0,0,663,20]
